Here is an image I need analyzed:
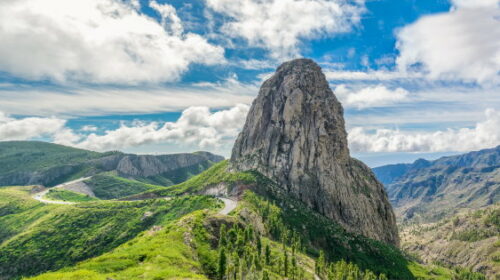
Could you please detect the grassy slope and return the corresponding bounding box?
[27,214,211,280]
[0,186,220,279]
[83,173,165,199]
[45,189,99,202]
[0,141,103,176]
[140,161,257,197]
[0,141,119,187]
[0,186,57,243]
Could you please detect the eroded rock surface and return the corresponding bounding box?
[231,58,399,245]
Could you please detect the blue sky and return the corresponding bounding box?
[0,0,499,167]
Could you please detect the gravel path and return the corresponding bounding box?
[218,197,237,215]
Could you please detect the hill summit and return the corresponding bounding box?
[231,58,399,245]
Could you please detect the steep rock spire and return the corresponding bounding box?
[231,58,399,245]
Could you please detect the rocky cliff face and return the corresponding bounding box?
[230,58,399,245]
[115,152,224,178]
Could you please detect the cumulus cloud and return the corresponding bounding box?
[0,0,224,84]
[396,1,500,84]
[0,112,66,141]
[348,109,500,153]
[335,85,409,108]
[205,0,364,59]
[70,104,250,151]
[0,105,250,153]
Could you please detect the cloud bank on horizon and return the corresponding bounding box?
[0,0,499,162]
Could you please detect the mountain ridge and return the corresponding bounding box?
[373,145,500,222]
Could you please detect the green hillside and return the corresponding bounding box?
[83,173,165,199]
[0,141,105,176]
[45,189,99,202]
[0,186,219,279]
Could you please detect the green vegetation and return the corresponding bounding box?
[407,262,487,280]
[138,161,415,279]
[145,160,258,196]
[45,189,98,202]
[240,190,413,279]
[450,228,498,242]
[84,173,165,199]
[28,212,212,280]
[0,186,56,243]
[0,141,118,186]
[191,214,316,280]
[407,262,453,280]
[0,141,104,176]
[0,186,220,279]
[316,256,388,280]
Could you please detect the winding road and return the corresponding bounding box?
[218,197,237,215]
[32,177,238,215]
[32,177,91,205]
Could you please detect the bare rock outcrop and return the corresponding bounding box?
[230,58,399,245]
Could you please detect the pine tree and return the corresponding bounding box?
[291,255,297,280]
[256,234,262,255]
[283,249,289,277]
[315,250,326,276]
[218,247,227,280]
[262,270,270,280]
[265,244,271,265]
[219,224,227,248]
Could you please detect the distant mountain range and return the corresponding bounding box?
[373,146,500,222]
[0,141,224,188]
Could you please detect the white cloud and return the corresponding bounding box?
[324,69,421,81]
[0,0,224,84]
[396,2,500,85]
[0,104,250,153]
[0,112,66,141]
[335,85,409,108]
[451,0,498,8]
[348,109,500,153]
[81,125,98,132]
[69,104,250,151]
[205,0,364,59]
